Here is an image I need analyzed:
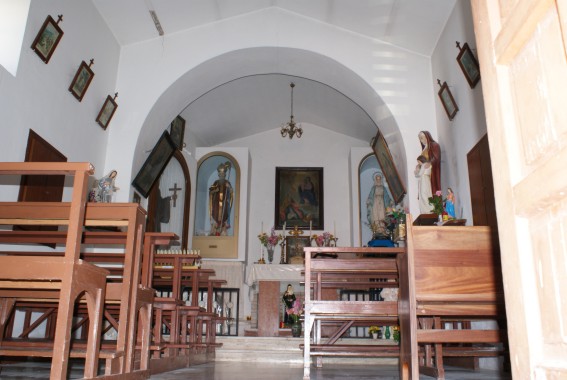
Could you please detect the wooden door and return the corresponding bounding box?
[19,129,67,202]
[471,1,567,377]
[467,134,498,229]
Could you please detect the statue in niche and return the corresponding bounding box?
[209,161,234,236]
[366,172,392,237]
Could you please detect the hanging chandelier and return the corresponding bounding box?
[280,82,303,139]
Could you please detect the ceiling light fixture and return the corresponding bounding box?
[280,82,303,139]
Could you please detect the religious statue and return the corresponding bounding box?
[417,131,441,195]
[209,161,234,236]
[282,284,296,325]
[445,187,456,218]
[414,155,433,214]
[366,172,392,237]
[89,170,119,203]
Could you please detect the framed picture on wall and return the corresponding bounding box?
[274,167,323,230]
[169,116,185,150]
[95,93,118,130]
[286,236,310,264]
[456,41,481,88]
[437,79,459,120]
[69,60,94,102]
[370,130,406,205]
[31,15,64,64]
[131,131,176,198]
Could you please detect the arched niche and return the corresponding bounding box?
[193,152,240,259]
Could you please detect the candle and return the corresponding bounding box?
[283,222,286,238]
[309,220,312,236]
[334,221,336,237]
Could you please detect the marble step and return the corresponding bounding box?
[214,336,398,365]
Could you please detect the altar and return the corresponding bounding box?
[246,264,304,337]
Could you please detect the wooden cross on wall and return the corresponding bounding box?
[169,183,182,207]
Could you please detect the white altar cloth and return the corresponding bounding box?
[245,264,304,286]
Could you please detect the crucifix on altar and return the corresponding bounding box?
[169,183,182,207]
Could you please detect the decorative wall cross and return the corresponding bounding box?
[169,183,182,207]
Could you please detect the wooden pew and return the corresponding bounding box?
[0,204,150,377]
[0,162,108,379]
[302,246,405,380]
[398,215,508,379]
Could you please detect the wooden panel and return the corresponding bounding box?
[472,0,567,376]
[257,281,280,337]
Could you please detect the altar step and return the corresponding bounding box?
[214,336,398,365]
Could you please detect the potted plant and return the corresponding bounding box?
[369,326,381,339]
[258,227,282,263]
[286,299,304,337]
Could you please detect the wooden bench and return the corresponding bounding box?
[302,246,405,380]
[0,162,108,379]
[398,215,508,379]
[0,204,150,377]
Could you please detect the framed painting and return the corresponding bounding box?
[169,115,185,150]
[95,94,118,130]
[286,236,310,264]
[275,167,323,230]
[437,79,459,120]
[31,15,64,64]
[370,129,406,205]
[456,42,481,89]
[131,131,176,198]
[69,60,94,102]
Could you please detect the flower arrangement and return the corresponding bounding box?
[286,298,304,324]
[428,190,445,216]
[369,326,381,334]
[258,227,282,248]
[311,232,333,247]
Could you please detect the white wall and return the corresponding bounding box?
[0,0,120,187]
[430,1,488,223]
[105,7,437,218]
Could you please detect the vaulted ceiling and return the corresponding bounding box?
[93,0,457,145]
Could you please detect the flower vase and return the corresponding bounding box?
[291,321,302,337]
[266,246,274,264]
[371,333,378,340]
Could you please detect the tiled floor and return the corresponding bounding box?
[0,358,512,379]
[150,361,511,380]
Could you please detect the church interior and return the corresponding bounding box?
[2,0,565,379]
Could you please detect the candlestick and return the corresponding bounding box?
[334,221,336,237]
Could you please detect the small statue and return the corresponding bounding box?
[445,187,456,219]
[89,170,119,203]
[282,284,296,325]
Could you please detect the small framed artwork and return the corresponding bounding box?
[31,15,64,64]
[69,59,94,102]
[131,131,176,198]
[275,167,324,230]
[286,236,311,264]
[456,41,481,89]
[96,93,118,130]
[169,116,185,150]
[437,79,459,120]
[370,130,406,205]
